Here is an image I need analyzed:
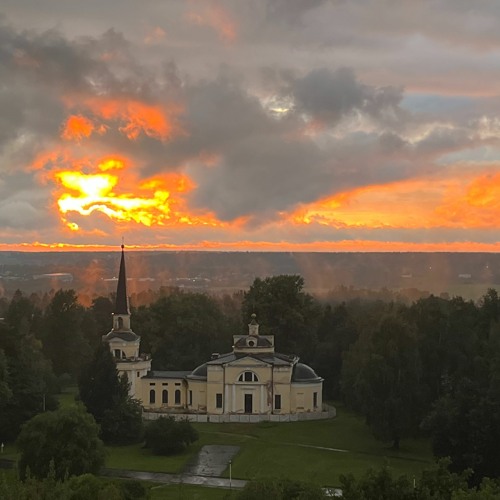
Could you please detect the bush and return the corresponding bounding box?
[144,417,199,455]
[238,478,327,500]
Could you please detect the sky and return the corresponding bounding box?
[2,0,500,252]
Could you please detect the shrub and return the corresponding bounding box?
[144,417,199,455]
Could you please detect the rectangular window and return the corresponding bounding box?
[175,382,181,386]
[189,390,193,406]
[244,371,253,382]
[216,393,223,409]
[162,382,168,386]
[137,372,140,377]
[275,394,281,410]
[313,392,318,408]
[149,383,155,386]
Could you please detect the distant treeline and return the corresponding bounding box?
[1,251,500,298]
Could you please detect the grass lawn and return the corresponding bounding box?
[106,403,433,488]
[57,386,79,409]
[193,403,433,487]
[0,443,18,461]
[106,422,250,473]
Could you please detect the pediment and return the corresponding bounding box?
[226,356,270,367]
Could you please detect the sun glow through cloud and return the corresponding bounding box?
[53,161,221,230]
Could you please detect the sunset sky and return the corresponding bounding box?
[2,1,500,252]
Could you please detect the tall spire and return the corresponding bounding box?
[115,244,129,315]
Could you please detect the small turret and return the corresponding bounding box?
[248,313,259,336]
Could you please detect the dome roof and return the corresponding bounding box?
[190,362,208,378]
[292,363,322,383]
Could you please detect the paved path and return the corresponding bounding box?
[101,468,247,489]
[184,445,240,476]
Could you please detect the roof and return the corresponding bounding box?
[291,363,323,383]
[115,245,129,315]
[103,330,139,342]
[190,362,208,378]
[143,370,192,379]
[234,336,272,348]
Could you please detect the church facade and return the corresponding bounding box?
[103,247,324,417]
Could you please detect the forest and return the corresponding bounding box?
[2,275,500,487]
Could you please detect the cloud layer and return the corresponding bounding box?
[1,1,500,251]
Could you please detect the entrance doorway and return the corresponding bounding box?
[244,394,253,414]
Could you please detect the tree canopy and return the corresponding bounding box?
[17,406,105,480]
[242,275,320,357]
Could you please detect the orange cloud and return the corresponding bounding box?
[187,0,237,42]
[292,169,500,231]
[434,171,500,228]
[61,115,96,141]
[86,97,183,140]
[61,95,185,141]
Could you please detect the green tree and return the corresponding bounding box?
[0,313,57,442]
[422,379,500,484]
[340,461,473,500]
[17,407,105,480]
[313,302,359,399]
[0,470,147,499]
[0,349,11,402]
[144,416,199,455]
[78,342,124,422]
[100,395,144,445]
[342,311,422,449]
[242,275,320,357]
[238,478,326,500]
[78,342,143,444]
[38,290,90,377]
[136,291,230,370]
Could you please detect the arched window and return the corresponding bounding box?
[238,371,259,382]
[175,389,181,405]
[149,389,156,404]
[162,390,168,404]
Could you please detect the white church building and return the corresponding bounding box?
[103,247,328,422]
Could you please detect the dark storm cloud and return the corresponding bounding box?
[188,134,327,222]
[289,67,405,127]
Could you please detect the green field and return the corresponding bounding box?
[106,404,433,487]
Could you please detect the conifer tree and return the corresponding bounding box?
[78,342,143,444]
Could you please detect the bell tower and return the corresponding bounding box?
[102,244,151,397]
